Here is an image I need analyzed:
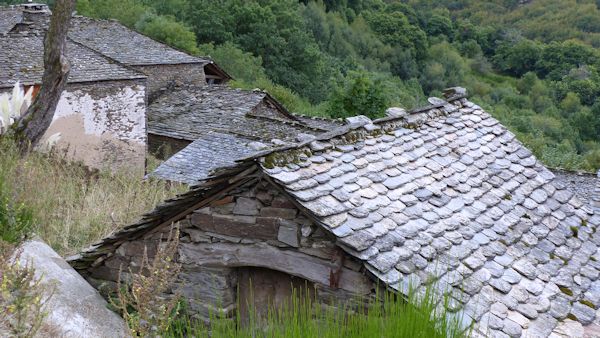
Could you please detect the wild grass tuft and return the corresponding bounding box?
[0,138,184,255]
[164,283,470,338]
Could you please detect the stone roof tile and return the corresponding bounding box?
[261,97,600,337]
[69,16,206,66]
[0,33,144,88]
[149,85,342,184]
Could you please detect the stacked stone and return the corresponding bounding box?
[82,179,372,321]
[175,180,371,319]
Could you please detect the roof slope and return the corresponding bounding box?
[149,85,339,184]
[0,32,144,88]
[551,169,599,208]
[0,7,21,33]
[151,132,261,185]
[68,16,206,66]
[263,98,600,337]
[148,85,318,142]
[71,92,600,337]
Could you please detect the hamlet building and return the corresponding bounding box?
[0,18,148,173]
[70,89,600,337]
[147,84,342,184]
[0,3,233,174]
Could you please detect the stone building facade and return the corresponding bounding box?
[76,180,373,320]
[0,30,147,173]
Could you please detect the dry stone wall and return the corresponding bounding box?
[83,179,374,320]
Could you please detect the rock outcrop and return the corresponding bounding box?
[16,238,129,338]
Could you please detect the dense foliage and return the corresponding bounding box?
[6,0,599,170]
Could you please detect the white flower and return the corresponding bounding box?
[0,82,33,135]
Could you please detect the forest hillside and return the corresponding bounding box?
[4,0,599,171]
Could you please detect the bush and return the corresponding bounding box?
[0,242,51,338]
[112,227,181,337]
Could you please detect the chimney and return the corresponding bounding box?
[19,2,51,26]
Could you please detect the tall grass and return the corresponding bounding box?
[165,284,470,338]
[0,138,183,255]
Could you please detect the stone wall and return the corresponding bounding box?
[134,63,206,101]
[39,79,147,175]
[83,179,374,321]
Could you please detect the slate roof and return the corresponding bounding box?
[551,169,599,208]
[68,16,208,67]
[0,7,21,33]
[148,85,320,142]
[0,5,230,79]
[0,32,145,88]
[149,85,340,184]
[263,98,600,337]
[70,91,600,337]
[151,132,261,185]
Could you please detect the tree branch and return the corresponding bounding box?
[12,0,77,152]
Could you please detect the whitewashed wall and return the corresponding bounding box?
[42,80,147,174]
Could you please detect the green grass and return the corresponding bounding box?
[164,285,470,338]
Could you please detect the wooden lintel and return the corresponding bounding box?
[178,242,372,295]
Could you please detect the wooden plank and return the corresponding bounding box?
[178,242,372,295]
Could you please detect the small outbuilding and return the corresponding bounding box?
[70,90,600,337]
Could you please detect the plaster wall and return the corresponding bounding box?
[41,80,147,174]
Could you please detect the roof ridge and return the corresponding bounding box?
[291,112,344,122]
[71,15,207,63]
[235,94,468,167]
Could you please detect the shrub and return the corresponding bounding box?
[112,227,181,337]
[0,242,51,338]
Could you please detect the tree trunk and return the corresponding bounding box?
[11,0,77,152]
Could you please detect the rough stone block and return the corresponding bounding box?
[260,207,298,219]
[278,220,300,247]
[233,197,260,216]
[191,212,215,232]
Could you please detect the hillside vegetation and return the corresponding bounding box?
[2,0,598,170]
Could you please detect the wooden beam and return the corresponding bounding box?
[178,242,372,295]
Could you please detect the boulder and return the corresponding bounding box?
[15,238,130,338]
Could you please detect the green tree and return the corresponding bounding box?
[135,13,199,54]
[327,72,388,119]
[493,39,542,76]
[185,0,335,102]
[537,40,599,80]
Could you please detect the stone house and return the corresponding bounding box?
[147,84,342,184]
[0,26,148,173]
[1,3,236,174]
[68,16,231,99]
[1,3,231,99]
[71,89,600,337]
